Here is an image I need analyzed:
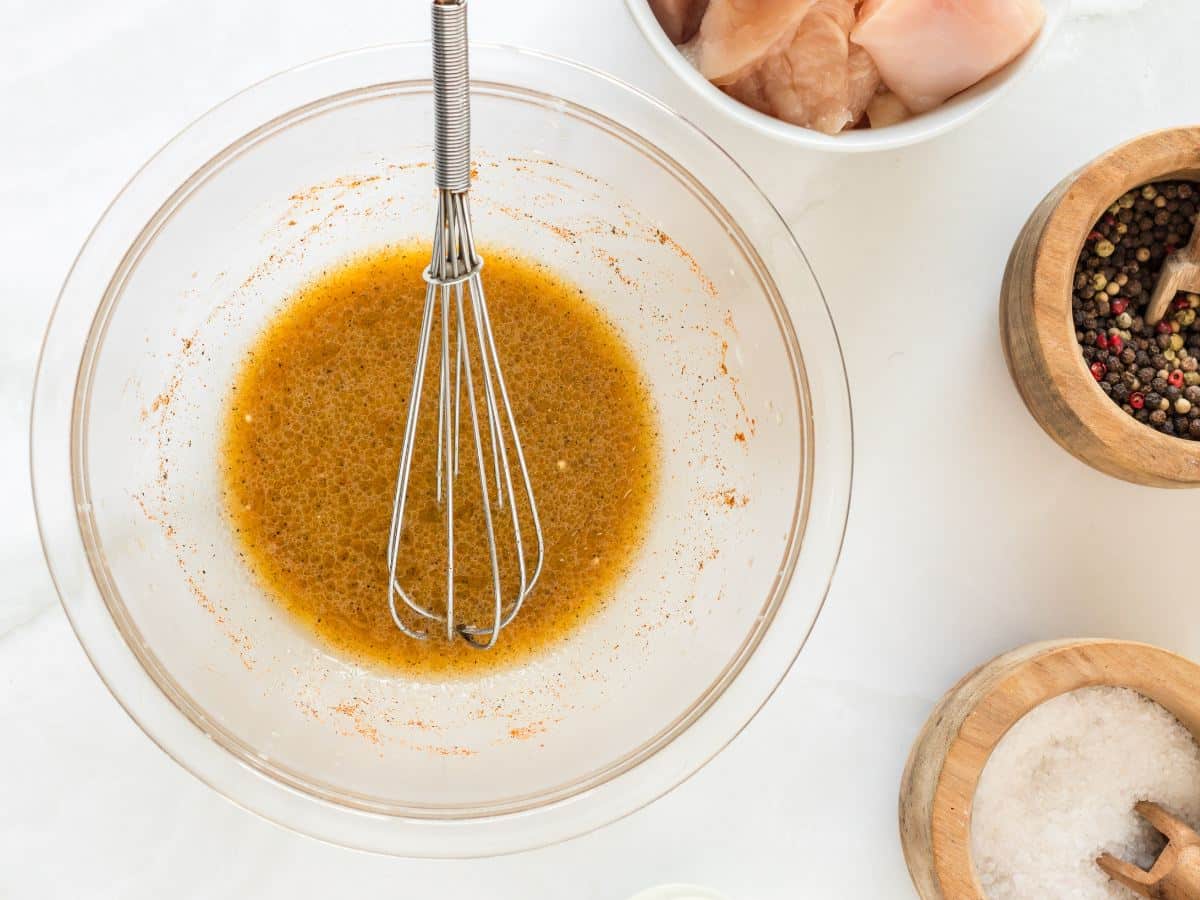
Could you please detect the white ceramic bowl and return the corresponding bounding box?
[625,0,1071,152]
[33,44,852,856]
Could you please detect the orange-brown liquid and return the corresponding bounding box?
[221,245,659,677]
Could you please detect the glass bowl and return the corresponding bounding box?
[32,44,851,856]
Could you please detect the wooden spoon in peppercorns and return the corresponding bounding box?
[1147,218,1200,326]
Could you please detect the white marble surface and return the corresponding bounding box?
[3,0,1199,896]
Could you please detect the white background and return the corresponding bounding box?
[3,0,1197,896]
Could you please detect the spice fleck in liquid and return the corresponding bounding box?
[222,246,659,677]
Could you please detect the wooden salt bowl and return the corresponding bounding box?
[1000,127,1200,487]
[898,639,1200,899]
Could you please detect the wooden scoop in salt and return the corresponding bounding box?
[1098,801,1200,899]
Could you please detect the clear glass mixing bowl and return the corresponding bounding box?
[32,44,851,856]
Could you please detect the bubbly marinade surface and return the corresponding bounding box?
[222,245,659,677]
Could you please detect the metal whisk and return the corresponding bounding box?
[387,0,543,649]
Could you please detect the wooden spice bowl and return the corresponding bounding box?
[1000,127,1200,486]
[898,639,1200,899]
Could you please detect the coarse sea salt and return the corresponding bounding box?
[971,686,1200,899]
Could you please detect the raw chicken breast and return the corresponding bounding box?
[851,0,1045,113]
[846,44,881,120]
[687,0,820,84]
[650,0,710,44]
[866,90,912,127]
[723,0,880,135]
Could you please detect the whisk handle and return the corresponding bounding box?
[431,0,471,193]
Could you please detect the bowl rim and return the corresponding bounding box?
[1010,127,1200,485]
[623,0,1072,153]
[898,638,1200,899]
[31,42,853,856]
